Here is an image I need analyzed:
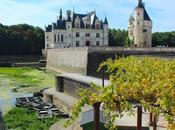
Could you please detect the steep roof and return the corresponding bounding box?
[46,10,108,31]
[103,17,108,24]
[143,9,151,21]
[137,1,151,21]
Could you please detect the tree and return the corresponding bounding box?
[65,56,175,130]
[0,23,44,55]
[109,29,128,46]
[152,32,175,47]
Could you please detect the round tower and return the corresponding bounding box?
[128,0,152,47]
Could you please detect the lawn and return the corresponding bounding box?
[4,107,62,130]
[0,67,56,92]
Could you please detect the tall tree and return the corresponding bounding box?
[0,23,44,55]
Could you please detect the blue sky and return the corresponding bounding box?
[0,0,174,32]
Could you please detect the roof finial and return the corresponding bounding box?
[103,13,108,25]
[73,6,75,13]
[59,9,62,20]
[138,0,142,5]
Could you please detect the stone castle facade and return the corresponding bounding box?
[45,10,108,49]
[128,0,152,47]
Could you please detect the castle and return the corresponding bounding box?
[128,0,152,47]
[45,10,108,49]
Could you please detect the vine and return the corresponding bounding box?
[65,56,175,129]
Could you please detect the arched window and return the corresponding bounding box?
[86,41,90,46]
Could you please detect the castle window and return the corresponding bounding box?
[138,22,139,25]
[96,41,100,46]
[61,34,64,42]
[86,24,90,29]
[86,41,90,46]
[143,29,147,33]
[47,36,49,39]
[54,34,56,42]
[69,34,71,37]
[76,41,80,47]
[76,32,80,37]
[130,30,133,35]
[138,13,140,16]
[75,23,80,28]
[86,33,90,37]
[95,24,100,29]
[96,33,100,38]
[58,34,60,42]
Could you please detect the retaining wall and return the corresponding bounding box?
[47,47,175,77]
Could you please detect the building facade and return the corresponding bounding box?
[128,0,152,47]
[45,10,108,49]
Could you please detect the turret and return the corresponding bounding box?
[103,17,108,30]
[66,10,72,30]
[59,9,63,20]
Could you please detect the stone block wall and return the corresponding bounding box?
[47,47,88,75]
[47,47,175,78]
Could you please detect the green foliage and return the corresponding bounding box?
[0,23,44,54]
[108,29,128,46]
[152,31,175,47]
[4,107,61,130]
[66,56,175,130]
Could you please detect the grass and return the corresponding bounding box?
[4,107,62,130]
[0,67,56,92]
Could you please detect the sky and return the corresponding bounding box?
[0,0,174,32]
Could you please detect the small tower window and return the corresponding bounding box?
[143,29,147,33]
[138,22,139,25]
[138,13,140,16]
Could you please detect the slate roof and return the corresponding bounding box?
[45,10,108,32]
[137,0,151,21]
[45,25,52,32]
[103,17,108,24]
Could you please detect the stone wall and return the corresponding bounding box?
[47,47,88,75]
[47,47,175,77]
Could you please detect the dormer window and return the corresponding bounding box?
[95,24,100,29]
[75,23,80,28]
[75,16,80,28]
[86,24,90,29]
[95,19,101,29]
